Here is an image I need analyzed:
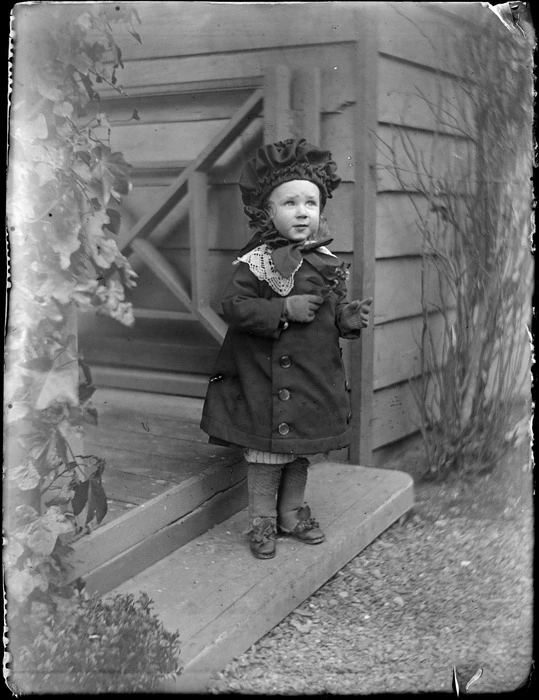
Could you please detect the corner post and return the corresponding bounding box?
[350,5,378,465]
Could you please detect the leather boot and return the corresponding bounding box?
[279,504,325,544]
[247,462,282,559]
[248,516,277,559]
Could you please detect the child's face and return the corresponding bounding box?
[266,180,320,243]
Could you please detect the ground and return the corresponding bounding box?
[207,411,534,695]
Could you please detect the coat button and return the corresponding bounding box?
[278,388,291,401]
[278,422,290,435]
[347,412,352,424]
[345,380,351,391]
[279,355,292,368]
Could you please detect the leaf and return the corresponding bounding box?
[85,476,108,525]
[9,459,41,490]
[35,364,79,410]
[26,507,72,555]
[72,480,89,516]
[104,208,121,234]
[8,567,49,602]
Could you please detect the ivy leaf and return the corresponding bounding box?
[26,506,73,556]
[8,567,50,602]
[9,459,41,491]
[4,539,25,568]
[45,482,76,508]
[128,28,143,45]
[23,357,54,372]
[71,480,89,517]
[85,476,108,525]
[91,148,132,204]
[104,208,121,234]
[35,364,80,410]
[54,429,71,467]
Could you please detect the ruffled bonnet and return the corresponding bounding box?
[239,138,341,209]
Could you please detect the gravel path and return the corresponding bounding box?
[208,420,533,695]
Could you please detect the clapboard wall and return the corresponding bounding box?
[80,1,482,456]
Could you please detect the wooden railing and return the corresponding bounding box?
[119,87,265,343]
[119,66,324,344]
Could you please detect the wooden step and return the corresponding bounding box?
[79,316,221,375]
[85,365,210,397]
[111,461,414,692]
[70,387,246,592]
[70,456,246,593]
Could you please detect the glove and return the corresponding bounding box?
[284,294,324,323]
[340,298,372,330]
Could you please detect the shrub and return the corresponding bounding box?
[8,591,182,694]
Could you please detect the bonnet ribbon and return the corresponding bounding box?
[271,237,334,277]
[239,230,334,278]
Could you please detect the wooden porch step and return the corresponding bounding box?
[111,461,414,692]
[79,316,220,376]
[70,455,246,593]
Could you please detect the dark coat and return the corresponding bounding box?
[200,249,361,454]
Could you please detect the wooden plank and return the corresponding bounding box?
[349,6,378,466]
[375,124,474,193]
[130,239,193,310]
[97,44,355,114]
[80,335,219,375]
[84,444,208,484]
[197,306,227,344]
[376,193,426,258]
[292,67,321,144]
[377,3,467,75]
[378,55,472,135]
[158,250,238,309]
[112,462,413,689]
[86,408,206,446]
[104,3,358,61]
[189,172,210,310]
[104,120,227,164]
[372,378,426,449]
[84,423,225,461]
[373,312,446,390]
[126,197,190,272]
[264,65,292,142]
[373,257,445,326]
[133,308,194,322]
[84,478,248,595]
[119,88,264,252]
[101,469,176,506]
[320,109,356,183]
[70,457,246,584]
[99,89,255,124]
[88,366,210,398]
[87,387,204,420]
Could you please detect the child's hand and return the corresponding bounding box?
[284,294,324,323]
[341,297,372,330]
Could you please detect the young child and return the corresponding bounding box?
[200,138,371,559]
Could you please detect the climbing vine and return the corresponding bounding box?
[5,4,141,623]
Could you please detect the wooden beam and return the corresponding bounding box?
[132,308,195,321]
[264,65,291,142]
[130,238,193,311]
[127,195,190,271]
[292,67,321,144]
[189,171,210,309]
[349,6,378,466]
[120,88,264,252]
[197,306,227,344]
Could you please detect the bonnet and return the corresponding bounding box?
[239,138,341,210]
